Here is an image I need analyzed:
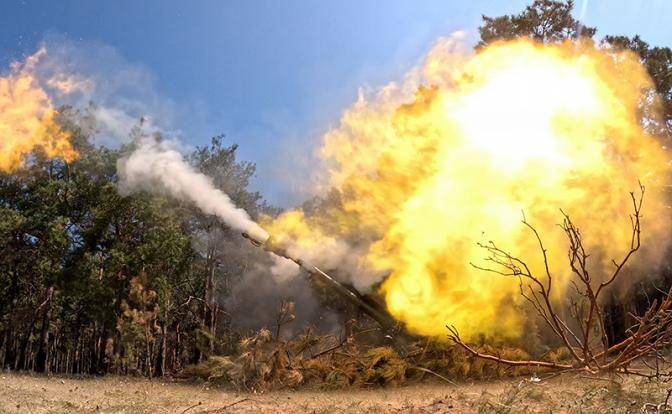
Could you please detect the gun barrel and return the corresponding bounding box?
[241,232,396,332]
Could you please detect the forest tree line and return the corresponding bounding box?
[0,113,280,376]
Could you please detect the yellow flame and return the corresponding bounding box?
[270,38,670,339]
[0,48,76,172]
[262,210,335,254]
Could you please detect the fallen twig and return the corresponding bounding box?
[409,366,457,385]
[207,398,251,413]
[180,401,202,414]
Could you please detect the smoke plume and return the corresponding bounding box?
[117,138,268,241]
[10,38,269,245]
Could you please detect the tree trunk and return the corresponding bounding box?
[154,324,167,377]
[35,286,55,373]
[202,247,216,359]
[145,324,153,379]
[2,328,14,370]
[16,319,36,371]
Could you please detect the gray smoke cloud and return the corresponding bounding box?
[269,236,386,292]
[227,259,343,337]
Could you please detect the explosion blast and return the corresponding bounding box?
[2,37,669,342]
[265,37,671,340]
[0,47,77,172]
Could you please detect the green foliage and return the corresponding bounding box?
[0,109,272,376]
[478,0,597,47]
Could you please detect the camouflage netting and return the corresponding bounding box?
[181,327,550,391]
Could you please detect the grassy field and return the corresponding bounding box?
[0,373,667,414]
[1,371,670,413]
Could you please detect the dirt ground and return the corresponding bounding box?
[1,371,671,413]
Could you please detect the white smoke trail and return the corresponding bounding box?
[28,39,270,248]
[117,138,269,242]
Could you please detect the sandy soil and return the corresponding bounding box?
[1,371,670,413]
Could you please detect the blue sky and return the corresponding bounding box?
[1,1,671,205]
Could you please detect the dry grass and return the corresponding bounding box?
[2,370,672,413]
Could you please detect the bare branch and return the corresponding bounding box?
[453,184,671,376]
